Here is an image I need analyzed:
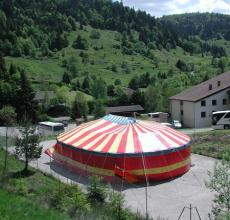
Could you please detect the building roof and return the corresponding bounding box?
[106,105,144,114]
[34,91,55,101]
[170,71,230,102]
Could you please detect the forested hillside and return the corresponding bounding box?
[0,0,230,122]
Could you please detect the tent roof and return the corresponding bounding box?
[57,115,191,155]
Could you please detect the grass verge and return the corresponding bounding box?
[191,129,230,159]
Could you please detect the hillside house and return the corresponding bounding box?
[170,71,230,128]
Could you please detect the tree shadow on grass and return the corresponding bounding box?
[9,169,35,178]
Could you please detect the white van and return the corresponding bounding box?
[37,122,64,136]
[212,110,230,129]
[148,112,169,123]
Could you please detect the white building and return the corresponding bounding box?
[170,71,230,128]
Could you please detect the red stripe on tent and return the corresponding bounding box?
[66,121,112,145]
[76,124,122,149]
[138,122,162,131]
[132,125,142,153]
[59,120,99,141]
[101,134,118,153]
[154,132,171,149]
[87,133,111,151]
[164,128,189,143]
[136,123,154,133]
[160,130,185,146]
[165,127,190,141]
[134,123,147,133]
[117,126,130,153]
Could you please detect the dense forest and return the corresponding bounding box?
[0,0,230,122]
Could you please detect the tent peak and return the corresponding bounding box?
[103,114,136,125]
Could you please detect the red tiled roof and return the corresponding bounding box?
[170,71,230,102]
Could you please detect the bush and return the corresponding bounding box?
[106,192,130,220]
[72,35,88,50]
[90,30,101,39]
[111,64,117,72]
[87,176,108,203]
[49,185,90,218]
[114,79,121,85]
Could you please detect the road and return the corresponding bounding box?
[26,140,216,220]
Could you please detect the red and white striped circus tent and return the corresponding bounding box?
[46,114,191,183]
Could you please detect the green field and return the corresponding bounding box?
[192,129,230,159]
[0,140,143,220]
[5,25,230,90]
[0,189,71,220]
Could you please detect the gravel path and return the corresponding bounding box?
[28,140,216,220]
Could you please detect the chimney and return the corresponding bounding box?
[217,81,221,86]
[209,84,212,90]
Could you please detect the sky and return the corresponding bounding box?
[120,0,230,17]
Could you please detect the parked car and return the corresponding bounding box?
[172,120,182,129]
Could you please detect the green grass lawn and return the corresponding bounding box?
[0,189,71,220]
[191,129,230,159]
[0,140,143,220]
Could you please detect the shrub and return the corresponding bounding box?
[49,185,90,218]
[87,176,108,203]
[90,30,101,39]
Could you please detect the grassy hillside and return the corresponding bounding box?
[0,143,143,220]
[0,189,71,220]
[5,24,230,89]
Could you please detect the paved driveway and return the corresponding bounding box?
[28,140,216,220]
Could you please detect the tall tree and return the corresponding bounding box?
[93,99,105,119]
[16,70,38,123]
[71,91,88,119]
[62,71,71,84]
[15,124,42,172]
[91,77,107,99]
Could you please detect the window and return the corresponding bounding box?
[224,113,230,119]
[212,100,217,106]
[201,112,206,118]
[201,100,206,107]
[223,99,227,105]
[180,110,184,116]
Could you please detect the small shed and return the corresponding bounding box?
[106,105,144,116]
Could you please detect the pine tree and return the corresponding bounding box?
[94,99,105,119]
[82,76,90,92]
[16,70,38,123]
[9,63,17,75]
[62,71,71,84]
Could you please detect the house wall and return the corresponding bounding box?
[170,100,181,121]
[194,89,230,128]
[182,101,195,128]
[170,88,230,128]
